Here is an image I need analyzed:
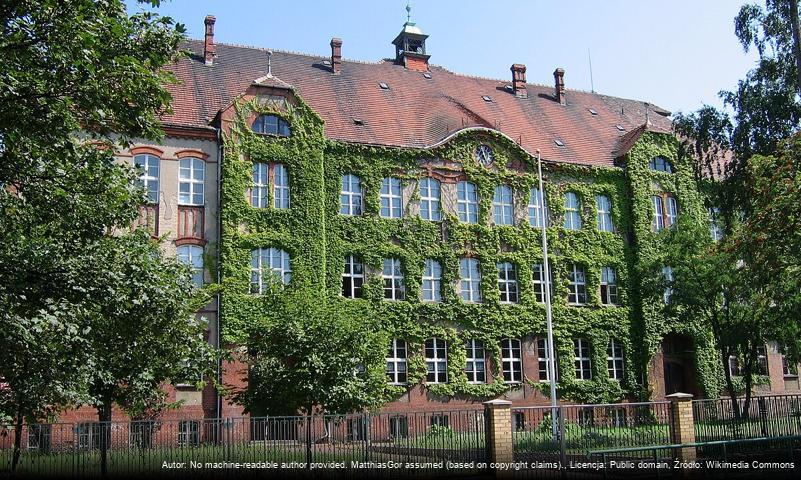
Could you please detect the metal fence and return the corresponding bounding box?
[693,394,801,442]
[0,410,486,478]
[512,401,673,472]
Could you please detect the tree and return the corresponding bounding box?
[235,287,387,465]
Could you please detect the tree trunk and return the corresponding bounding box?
[98,399,112,476]
[11,408,23,473]
[721,349,742,422]
[790,0,801,95]
[305,404,313,469]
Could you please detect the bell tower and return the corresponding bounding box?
[391,2,430,71]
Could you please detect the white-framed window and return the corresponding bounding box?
[340,174,363,216]
[252,114,291,136]
[177,245,204,287]
[501,338,522,384]
[178,158,205,206]
[422,259,442,302]
[382,258,405,300]
[649,156,673,173]
[528,187,547,228]
[662,266,674,304]
[273,164,290,209]
[652,196,664,231]
[532,263,552,303]
[456,181,478,223]
[756,345,768,375]
[27,424,52,451]
[178,420,199,447]
[563,192,582,230]
[419,178,441,221]
[567,264,587,305]
[493,185,514,225]
[596,195,613,232]
[380,177,403,219]
[386,339,407,385]
[250,248,291,293]
[77,423,101,450]
[600,267,618,306]
[574,338,592,380]
[537,337,552,382]
[607,339,624,380]
[709,207,723,241]
[251,163,269,208]
[497,262,518,304]
[728,354,741,376]
[134,154,159,204]
[425,338,447,384]
[342,255,364,298]
[459,258,482,303]
[666,196,678,227]
[465,340,486,384]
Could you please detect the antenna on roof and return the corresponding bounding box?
[266,50,273,77]
[406,1,412,23]
[588,48,595,93]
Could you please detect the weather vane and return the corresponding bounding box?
[406,1,412,23]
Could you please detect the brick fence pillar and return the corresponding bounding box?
[666,392,696,462]
[484,399,513,474]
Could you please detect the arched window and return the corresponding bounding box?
[595,195,613,232]
[648,156,673,173]
[133,154,159,203]
[457,181,478,223]
[178,158,204,206]
[252,114,291,136]
[528,187,548,227]
[493,185,514,225]
[177,245,204,287]
[250,248,291,293]
[419,178,441,221]
[497,262,518,304]
[563,192,582,230]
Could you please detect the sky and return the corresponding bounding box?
[128,0,761,115]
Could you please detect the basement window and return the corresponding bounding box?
[482,95,492,102]
[554,139,565,147]
[379,82,390,90]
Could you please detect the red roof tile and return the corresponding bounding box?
[164,40,674,167]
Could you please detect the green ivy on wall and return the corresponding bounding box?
[219,94,726,406]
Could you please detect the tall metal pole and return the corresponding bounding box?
[537,150,559,438]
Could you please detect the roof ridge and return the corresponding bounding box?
[189,38,386,66]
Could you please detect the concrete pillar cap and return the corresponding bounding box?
[665,392,694,400]
[483,399,513,407]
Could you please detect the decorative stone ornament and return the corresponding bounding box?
[475,144,494,167]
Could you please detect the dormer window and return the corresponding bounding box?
[648,156,673,173]
[252,115,291,137]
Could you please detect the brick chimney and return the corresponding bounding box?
[511,64,527,98]
[204,15,216,66]
[330,38,342,74]
[554,68,566,105]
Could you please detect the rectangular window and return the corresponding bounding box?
[497,262,519,304]
[273,164,290,209]
[652,196,664,231]
[783,355,798,376]
[382,258,405,300]
[666,196,678,227]
[578,408,595,427]
[457,181,478,224]
[537,337,553,382]
[662,266,673,304]
[728,355,741,376]
[250,248,291,292]
[574,338,592,380]
[430,415,449,428]
[389,416,409,438]
[342,255,364,298]
[600,267,618,306]
[607,339,624,380]
[460,258,482,302]
[595,195,613,232]
[493,185,514,225]
[134,154,159,204]
[27,424,51,452]
[532,263,553,303]
[340,174,363,216]
[386,339,408,385]
[756,345,768,375]
[465,340,486,384]
[419,178,441,221]
[177,245,204,288]
[501,338,522,384]
[380,177,403,219]
[422,259,442,302]
[709,207,723,241]
[251,163,269,208]
[568,264,587,305]
[609,408,627,427]
[178,420,199,447]
[563,192,582,230]
[77,423,101,450]
[178,158,205,206]
[425,338,448,384]
[129,421,154,449]
[528,187,547,228]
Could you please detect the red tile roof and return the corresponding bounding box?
[164,40,673,167]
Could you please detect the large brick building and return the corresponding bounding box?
[61,13,801,427]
